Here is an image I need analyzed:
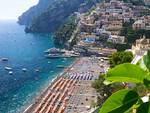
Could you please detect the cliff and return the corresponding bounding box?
[18,0,101,33]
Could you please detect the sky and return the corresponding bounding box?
[0,0,39,20]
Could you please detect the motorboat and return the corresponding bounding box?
[48,61,51,64]
[45,54,63,58]
[44,48,65,54]
[5,67,12,71]
[1,58,8,61]
[9,71,13,75]
[35,69,40,72]
[22,68,27,72]
[56,65,65,68]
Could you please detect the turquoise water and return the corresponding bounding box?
[0,20,74,113]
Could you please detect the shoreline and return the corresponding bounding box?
[23,58,79,113]
[22,57,105,113]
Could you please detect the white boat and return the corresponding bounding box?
[1,58,8,61]
[56,65,65,68]
[5,67,12,71]
[44,48,65,53]
[22,68,27,72]
[35,69,40,72]
[9,71,13,75]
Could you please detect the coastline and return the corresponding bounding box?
[22,58,79,113]
[22,57,106,113]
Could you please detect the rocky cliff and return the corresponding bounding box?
[18,0,101,33]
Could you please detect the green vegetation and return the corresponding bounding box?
[54,16,77,46]
[99,50,150,113]
[130,0,145,5]
[140,8,150,16]
[20,0,101,33]
[109,51,133,68]
[99,89,139,113]
[114,43,131,51]
[92,74,114,106]
[106,63,147,83]
[120,20,150,44]
[99,63,150,113]
[143,49,150,71]
[122,0,145,5]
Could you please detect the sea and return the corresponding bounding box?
[0,20,74,113]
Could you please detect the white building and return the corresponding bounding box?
[131,36,150,55]
[132,20,146,30]
[107,35,125,44]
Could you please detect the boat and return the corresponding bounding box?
[9,71,13,75]
[48,61,51,64]
[56,65,65,68]
[22,68,27,72]
[5,67,12,71]
[44,48,65,54]
[35,69,40,72]
[1,58,8,61]
[45,54,63,58]
[62,54,71,58]
[70,54,80,57]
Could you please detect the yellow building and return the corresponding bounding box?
[131,36,150,55]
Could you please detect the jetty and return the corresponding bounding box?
[45,48,80,58]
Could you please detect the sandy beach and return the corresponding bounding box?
[23,57,109,113]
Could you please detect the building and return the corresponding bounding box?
[144,0,150,6]
[131,36,150,55]
[132,20,146,30]
[107,35,125,44]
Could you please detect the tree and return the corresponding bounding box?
[120,20,150,44]
[109,51,133,68]
[99,50,150,113]
[92,74,114,106]
[54,15,77,46]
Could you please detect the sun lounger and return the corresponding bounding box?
[38,93,55,113]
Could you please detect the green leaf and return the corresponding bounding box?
[106,63,147,83]
[137,58,147,71]
[99,89,139,113]
[143,49,150,71]
[103,80,112,85]
[137,102,150,113]
[133,98,143,109]
[143,76,150,90]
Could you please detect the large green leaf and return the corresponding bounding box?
[137,102,150,113]
[99,89,139,113]
[143,49,150,71]
[106,63,148,83]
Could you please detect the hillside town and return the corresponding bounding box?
[24,0,150,113]
[71,0,150,57]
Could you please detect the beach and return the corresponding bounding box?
[23,57,109,113]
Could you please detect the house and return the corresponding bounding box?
[132,20,146,30]
[107,35,125,44]
[131,36,150,55]
[144,0,150,6]
[95,28,111,35]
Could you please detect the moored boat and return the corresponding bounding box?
[9,71,13,75]
[44,48,65,54]
[22,68,27,72]
[45,54,63,58]
[5,66,12,71]
[1,58,8,61]
[56,65,65,68]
